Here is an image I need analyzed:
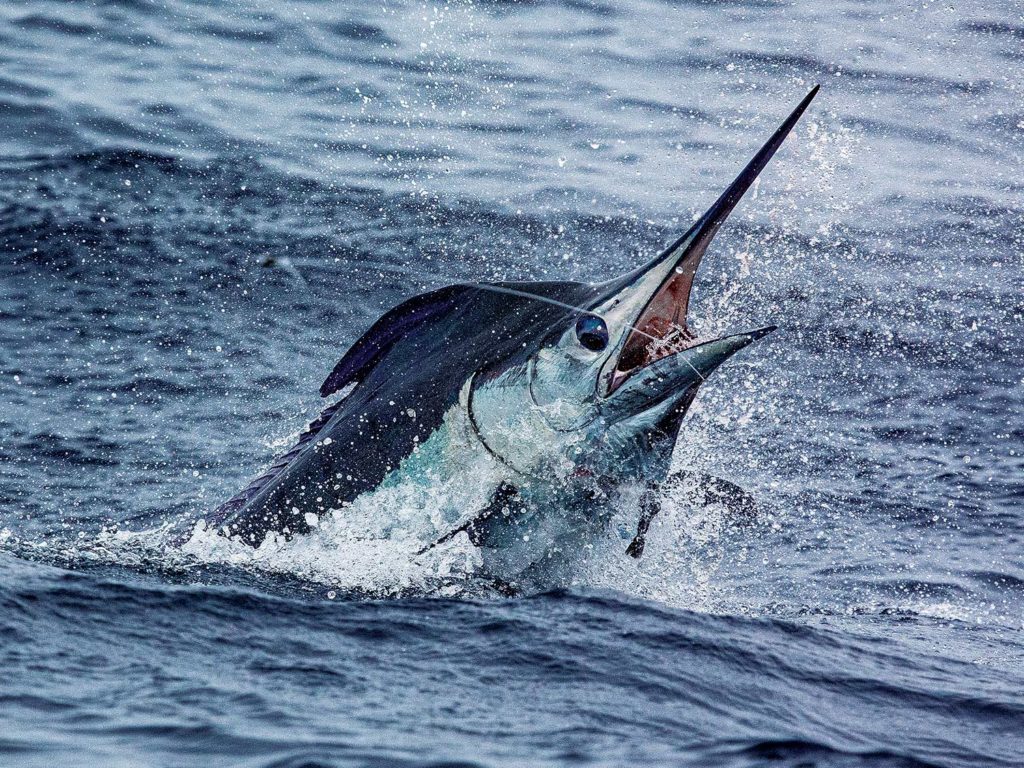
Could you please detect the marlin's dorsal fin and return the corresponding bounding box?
[319,279,598,398]
[208,287,470,536]
[206,396,350,533]
[319,284,470,398]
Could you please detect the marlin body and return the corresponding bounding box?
[204,88,819,582]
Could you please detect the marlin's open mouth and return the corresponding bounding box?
[603,85,819,396]
[610,267,702,391]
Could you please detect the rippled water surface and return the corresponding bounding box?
[1,0,1022,766]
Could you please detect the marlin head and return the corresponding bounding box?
[473,88,817,485]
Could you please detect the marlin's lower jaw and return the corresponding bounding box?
[606,326,776,418]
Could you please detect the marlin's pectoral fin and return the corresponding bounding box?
[417,482,521,556]
[626,487,660,558]
[626,472,760,558]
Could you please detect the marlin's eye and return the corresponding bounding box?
[575,315,609,352]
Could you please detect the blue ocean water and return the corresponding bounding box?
[1,0,1022,765]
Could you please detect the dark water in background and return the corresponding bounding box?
[1,0,1023,765]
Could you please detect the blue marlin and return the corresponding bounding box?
[204,87,818,580]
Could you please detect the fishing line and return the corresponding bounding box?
[270,260,709,383]
[463,282,709,383]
